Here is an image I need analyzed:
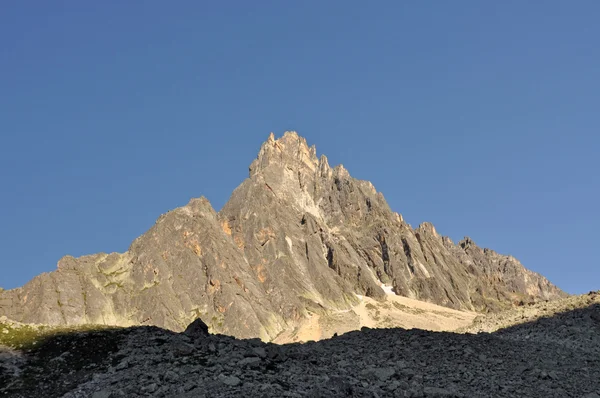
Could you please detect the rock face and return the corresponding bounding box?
[0,132,566,340]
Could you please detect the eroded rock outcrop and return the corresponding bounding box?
[0,132,566,339]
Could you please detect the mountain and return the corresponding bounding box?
[0,132,566,340]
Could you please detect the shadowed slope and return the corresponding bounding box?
[1,293,598,398]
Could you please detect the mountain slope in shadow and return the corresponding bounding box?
[2,292,598,398]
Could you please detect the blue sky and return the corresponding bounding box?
[1,2,598,294]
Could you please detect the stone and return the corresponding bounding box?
[115,358,129,370]
[184,318,209,337]
[164,370,179,381]
[91,391,112,398]
[369,367,396,381]
[219,374,241,387]
[423,386,458,397]
[142,383,158,393]
[252,347,267,358]
[173,342,195,356]
[238,357,261,367]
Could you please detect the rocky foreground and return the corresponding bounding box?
[1,292,599,398]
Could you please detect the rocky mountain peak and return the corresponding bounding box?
[459,236,475,249]
[183,196,216,216]
[317,154,331,177]
[416,222,438,236]
[249,131,319,178]
[0,131,567,340]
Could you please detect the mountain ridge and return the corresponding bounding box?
[0,131,566,340]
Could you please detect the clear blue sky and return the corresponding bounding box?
[1,2,598,294]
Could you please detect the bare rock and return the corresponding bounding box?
[0,132,566,341]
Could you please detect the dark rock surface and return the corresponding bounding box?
[184,318,209,338]
[0,132,566,340]
[1,295,599,398]
[463,290,600,351]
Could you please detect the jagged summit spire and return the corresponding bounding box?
[249,131,319,177]
[417,222,438,236]
[184,196,216,215]
[459,236,476,250]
